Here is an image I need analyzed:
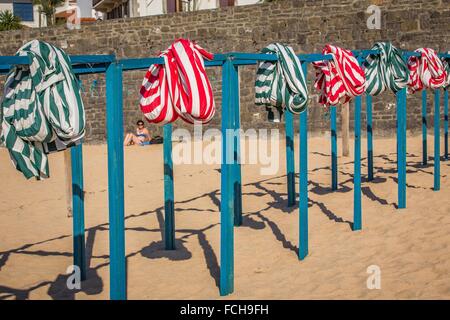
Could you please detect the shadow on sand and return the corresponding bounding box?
[1,150,444,299]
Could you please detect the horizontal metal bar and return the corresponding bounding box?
[353,49,420,59]
[205,60,225,67]
[120,54,226,71]
[352,49,380,57]
[0,59,112,76]
[0,66,11,75]
[0,55,31,65]
[232,51,376,62]
[70,55,116,64]
[229,52,278,62]
[211,54,228,61]
[3,50,446,77]
[232,59,259,66]
[298,53,333,62]
[229,52,334,63]
[121,57,164,70]
[73,66,108,75]
[0,55,114,75]
[402,51,421,58]
[119,50,386,70]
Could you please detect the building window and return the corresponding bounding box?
[106,0,130,19]
[13,2,34,22]
[167,0,183,13]
[123,0,129,17]
[219,0,235,7]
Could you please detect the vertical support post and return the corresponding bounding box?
[285,110,296,206]
[353,96,362,231]
[299,63,308,260]
[396,88,407,209]
[163,123,175,250]
[64,149,73,217]
[71,143,86,280]
[444,88,448,160]
[220,58,234,296]
[366,94,374,181]
[231,63,242,226]
[422,90,427,165]
[106,61,126,300]
[330,106,338,190]
[434,89,441,191]
[341,102,350,156]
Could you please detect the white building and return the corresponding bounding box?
[0,0,45,28]
[93,0,260,20]
[0,0,95,28]
[55,0,96,25]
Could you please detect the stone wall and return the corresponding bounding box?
[0,0,449,142]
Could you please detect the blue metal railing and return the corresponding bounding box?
[1,48,448,301]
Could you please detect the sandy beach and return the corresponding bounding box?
[0,135,449,300]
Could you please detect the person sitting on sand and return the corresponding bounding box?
[124,120,151,146]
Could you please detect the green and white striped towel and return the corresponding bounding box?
[0,40,85,179]
[364,42,409,95]
[442,52,450,89]
[255,43,308,122]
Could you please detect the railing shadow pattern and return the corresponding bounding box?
[0,150,446,299]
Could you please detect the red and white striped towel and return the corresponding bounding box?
[140,39,215,124]
[313,45,366,106]
[407,48,447,94]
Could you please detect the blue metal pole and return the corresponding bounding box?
[396,88,407,209]
[231,63,242,226]
[299,63,309,260]
[353,96,362,231]
[366,94,374,181]
[220,58,234,296]
[163,123,175,249]
[71,143,86,280]
[444,88,448,160]
[285,110,296,206]
[434,89,441,191]
[330,105,338,190]
[422,90,428,165]
[106,61,126,300]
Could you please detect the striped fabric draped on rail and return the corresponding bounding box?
[0,40,85,179]
[254,43,308,122]
[140,39,215,125]
[407,48,448,94]
[364,42,409,95]
[441,53,450,89]
[313,45,366,106]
